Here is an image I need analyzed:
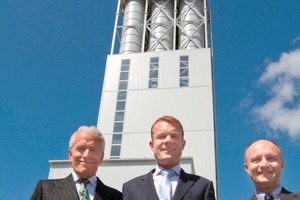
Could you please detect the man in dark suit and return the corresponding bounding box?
[31,126,122,200]
[244,139,300,200]
[122,115,216,200]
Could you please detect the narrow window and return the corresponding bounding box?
[149,57,159,88]
[179,56,189,87]
[110,59,130,158]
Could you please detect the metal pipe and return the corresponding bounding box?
[204,0,208,48]
[141,0,148,52]
[110,0,122,55]
[173,0,177,50]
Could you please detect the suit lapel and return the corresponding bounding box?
[172,169,196,200]
[250,194,257,200]
[55,174,79,200]
[138,170,159,200]
[280,187,299,200]
[94,178,103,200]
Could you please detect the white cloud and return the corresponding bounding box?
[251,48,300,139]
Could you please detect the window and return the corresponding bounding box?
[112,134,122,144]
[110,59,130,158]
[117,91,127,100]
[116,101,126,110]
[113,122,123,132]
[110,145,121,158]
[149,57,159,88]
[118,81,128,90]
[114,111,125,121]
[120,71,129,80]
[179,56,189,87]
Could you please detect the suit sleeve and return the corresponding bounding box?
[122,183,131,200]
[204,180,216,200]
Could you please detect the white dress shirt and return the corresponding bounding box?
[153,164,181,197]
[255,186,282,200]
[72,171,97,200]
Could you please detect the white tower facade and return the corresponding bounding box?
[48,0,218,197]
[97,0,217,194]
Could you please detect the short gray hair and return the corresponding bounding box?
[69,126,105,152]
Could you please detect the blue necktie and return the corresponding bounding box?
[158,169,175,200]
[79,178,90,200]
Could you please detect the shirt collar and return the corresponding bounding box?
[154,164,181,176]
[71,171,98,187]
[256,186,282,200]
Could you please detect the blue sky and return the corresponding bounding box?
[1,0,300,199]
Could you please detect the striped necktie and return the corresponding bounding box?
[265,193,274,200]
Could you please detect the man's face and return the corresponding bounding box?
[244,140,284,192]
[149,121,186,169]
[69,131,104,179]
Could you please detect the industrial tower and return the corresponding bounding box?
[49,0,218,196]
[97,0,217,191]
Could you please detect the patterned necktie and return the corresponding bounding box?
[265,193,274,200]
[79,178,90,200]
[158,169,175,200]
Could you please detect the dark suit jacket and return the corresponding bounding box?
[31,174,122,200]
[122,169,216,200]
[250,187,300,200]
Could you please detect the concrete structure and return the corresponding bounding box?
[49,0,218,198]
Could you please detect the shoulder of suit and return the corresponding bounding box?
[96,177,122,194]
[180,170,213,184]
[123,169,154,185]
[281,187,300,195]
[39,177,67,183]
[36,174,73,185]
